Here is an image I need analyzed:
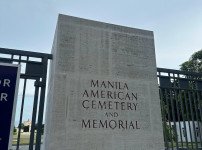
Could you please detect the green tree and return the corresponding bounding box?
[180,49,202,72]
[163,123,177,142]
[34,123,45,135]
[18,123,24,129]
[13,127,17,135]
[179,49,202,122]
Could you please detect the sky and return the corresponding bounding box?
[0,0,202,69]
[0,0,202,125]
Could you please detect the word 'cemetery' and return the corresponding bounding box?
[81,80,140,130]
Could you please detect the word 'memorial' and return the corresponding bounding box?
[43,14,164,150]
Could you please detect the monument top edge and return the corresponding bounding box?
[57,13,153,36]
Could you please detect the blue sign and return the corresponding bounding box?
[0,63,20,150]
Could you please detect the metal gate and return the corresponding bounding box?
[0,48,52,150]
[1,47,202,150]
[158,68,202,150]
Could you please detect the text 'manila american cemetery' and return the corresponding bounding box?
[43,14,164,150]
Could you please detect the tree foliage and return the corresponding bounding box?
[180,49,202,72]
[18,123,24,129]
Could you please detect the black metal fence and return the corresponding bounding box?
[0,48,52,150]
[1,48,202,150]
[158,68,202,150]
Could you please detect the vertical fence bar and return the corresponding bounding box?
[169,88,179,149]
[176,75,184,148]
[193,90,202,148]
[179,90,189,148]
[18,55,21,65]
[35,57,48,150]
[184,90,194,149]
[164,88,174,150]
[11,54,14,61]
[29,79,40,150]
[159,89,169,149]
[195,80,202,147]
[16,79,27,150]
[174,89,184,148]
[16,55,27,150]
[188,91,198,149]
[196,91,202,148]
[193,91,202,148]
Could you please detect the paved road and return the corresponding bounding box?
[12,146,202,150]
[12,145,27,150]
[12,145,31,150]
[12,145,38,150]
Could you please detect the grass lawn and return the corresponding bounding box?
[167,142,202,149]
[12,133,37,145]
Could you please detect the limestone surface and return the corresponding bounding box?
[43,14,164,150]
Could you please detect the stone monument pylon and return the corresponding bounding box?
[43,14,164,150]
